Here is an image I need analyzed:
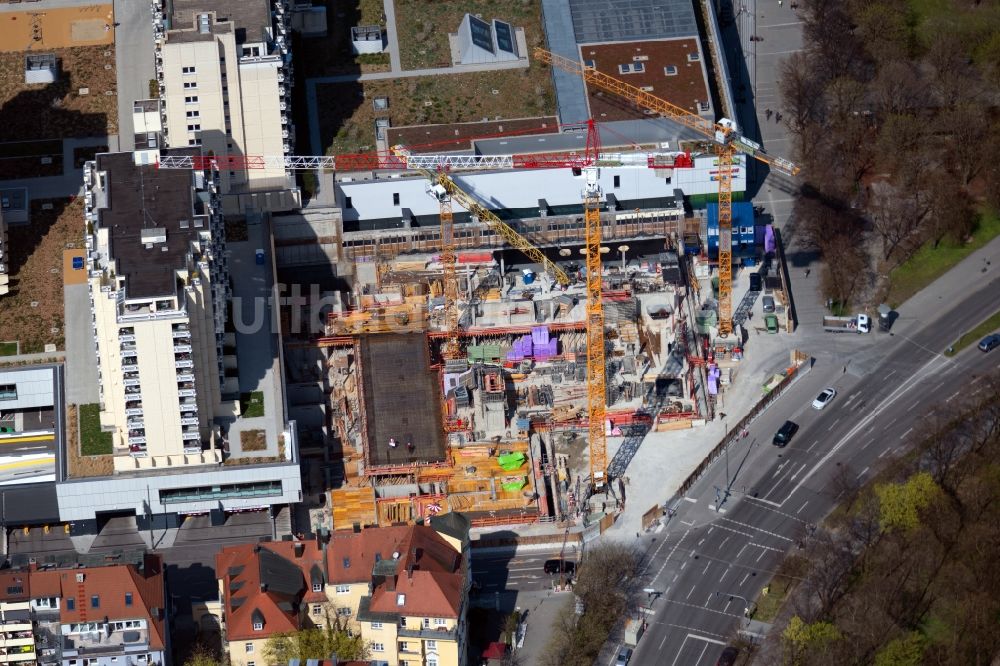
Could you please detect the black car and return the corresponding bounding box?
[749,272,763,292]
[543,559,575,575]
[773,420,799,447]
[716,647,740,666]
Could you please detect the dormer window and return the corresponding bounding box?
[397,594,406,607]
[312,583,323,593]
[253,622,263,631]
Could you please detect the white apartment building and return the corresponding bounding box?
[64,144,302,529]
[83,149,228,470]
[153,0,298,213]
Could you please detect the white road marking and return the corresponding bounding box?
[751,542,784,553]
[683,497,698,503]
[740,572,750,585]
[719,536,730,549]
[654,529,690,583]
[797,500,809,515]
[879,447,892,459]
[702,562,711,575]
[710,522,755,539]
[723,599,732,613]
[790,463,807,481]
[856,466,870,480]
[698,538,705,546]
[899,427,913,440]
[946,391,960,403]
[806,439,819,452]
[720,517,794,542]
[908,400,921,411]
[885,370,898,379]
[771,461,789,479]
[705,593,715,607]
[719,567,730,583]
[827,418,841,432]
[756,550,766,562]
[681,561,687,570]
[760,21,803,28]
[771,355,951,507]
[843,392,858,407]
[686,586,696,599]
[759,48,805,55]
[861,438,874,449]
[736,544,747,559]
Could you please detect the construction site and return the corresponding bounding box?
[265,48,801,535]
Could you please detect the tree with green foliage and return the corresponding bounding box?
[782,616,841,665]
[262,614,367,664]
[874,472,941,532]
[874,632,925,666]
[183,644,226,666]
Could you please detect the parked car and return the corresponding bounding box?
[979,333,1000,352]
[615,648,633,666]
[764,313,779,334]
[773,420,799,447]
[762,295,775,313]
[749,272,762,292]
[812,387,837,410]
[543,559,575,575]
[255,248,266,265]
[716,647,740,666]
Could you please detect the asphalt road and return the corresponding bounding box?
[471,547,573,595]
[625,277,1000,665]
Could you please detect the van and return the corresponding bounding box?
[762,295,775,313]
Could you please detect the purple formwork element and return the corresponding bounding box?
[531,326,550,345]
[764,225,776,254]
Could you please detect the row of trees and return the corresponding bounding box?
[779,0,1000,306]
[764,374,1000,665]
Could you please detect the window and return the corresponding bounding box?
[187,124,201,131]
[343,196,352,209]
[434,618,447,626]
[613,175,620,188]
[244,643,253,654]
[664,65,678,76]
[311,604,322,616]
[187,139,202,146]
[184,96,199,104]
[396,594,406,606]
[371,622,383,630]
[370,643,384,653]
[185,110,200,118]
[182,66,197,74]
[399,616,407,627]
[66,598,75,611]
[312,583,323,593]
[335,584,351,594]
[125,593,133,607]
[336,607,352,617]
[618,62,644,74]
[91,595,100,609]
[247,662,255,666]
[0,384,16,401]
[392,192,400,206]
[687,52,700,62]
[422,618,430,629]
[427,659,438,666]
[253,622,263,631]
[183,81,197,89]
[583,59,595,69]
[426,639,437,650]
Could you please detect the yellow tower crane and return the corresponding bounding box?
[535,48,799,337]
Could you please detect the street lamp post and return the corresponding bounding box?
[716,591,753,626]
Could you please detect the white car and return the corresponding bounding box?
[812,388,836,410]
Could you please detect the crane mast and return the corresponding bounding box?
[583,167,607,489]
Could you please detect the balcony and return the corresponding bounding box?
[128,436,147,445]
[397,626,458,641]
[176,373,195,383]
[175,359,194,369]
[180,416,199,427]
[61,624,150,657]
[179,400,197,412]
[173,344,192,354]
[124,391,142,401]
[172,328,190,339]
[127,419,144,429]
[119,334,136,343]
[123,377,141,387]
[125,409,144,418]
[182,431,200,441]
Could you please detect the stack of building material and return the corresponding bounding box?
[330,485,377,530]
[506,326,559,361]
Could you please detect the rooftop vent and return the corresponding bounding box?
[140,227,167,245]
[198,14,211,34]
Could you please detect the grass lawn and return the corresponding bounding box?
[240,429,267,451]
[317,67,555,154]
[944,309,1000,356]
[395,0,542,70]
[751,554,809,622]
[78,403,112,455]
[241,391,265,418]
[886,210,1000,308]
[294,0,390,77]
[0,198,83,353]
[0,342,17,357]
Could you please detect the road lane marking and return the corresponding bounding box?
[797,501,809,515]
[879,447,892,458]
[719,517,794,542]
[686,585,696,599]
[790,463,807,481]
[723,599,732,613]
[654,528,690,582]
[899,427,913,440]
[771,461,789,479]
[702,562,711,575]
[885,418,897,428]
[774,354,951,507]
[885,370,898,379]
[856,466,870,480]
[683,497,698,503]
[827,418,841,432]
[710,523,755,539]
[843,392,858,407]
[705,593,715,607]
[736,544,747,559]
[719,567,730,582]
[740,572,750,585]
[698,538,705,546]
[756,550,766,562]
[751,542,784,553]
[946,391,960,402]
[806,438,819,452]
[673,574,679,582]
[719,536,730,549]
[681,562,687,570]
[660,598,744,619]
[861,438,874,449]
[908,400,921,411]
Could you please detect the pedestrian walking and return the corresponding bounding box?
[776,112,783,123]
[843,365,847,374]
[765,108,772,120]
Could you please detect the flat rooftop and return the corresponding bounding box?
[568,0,698,43]
[95,151,201,299]
[583,39,710,121]
[359,334,447,468]
[170,0,271,44]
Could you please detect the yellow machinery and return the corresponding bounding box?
[535,48,799,337]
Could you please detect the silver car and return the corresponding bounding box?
[812,387,836,410]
